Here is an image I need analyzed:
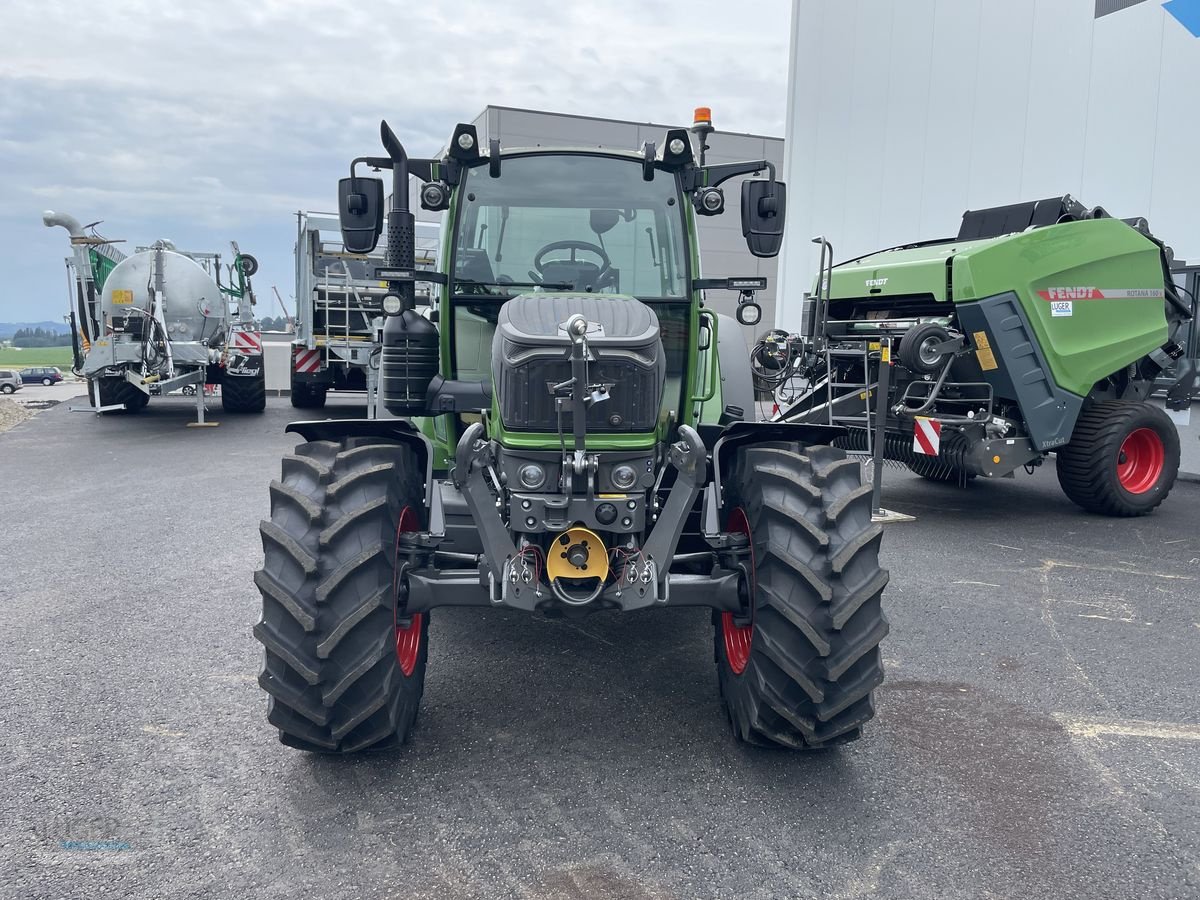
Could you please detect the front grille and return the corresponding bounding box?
[497,352,662,433]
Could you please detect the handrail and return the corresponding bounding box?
[690,309,719,403]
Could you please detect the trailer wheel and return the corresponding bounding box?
[291,379,327,410]
[1056,401,1179,516]
[222,369,266,413]
[254,438,428,752]
[715,443,889,749]
[95,378,148,413]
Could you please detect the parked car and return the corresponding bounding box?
[19,367,64,386]
[0,369,23,394]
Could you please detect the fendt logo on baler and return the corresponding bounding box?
[1039,287,1102,300]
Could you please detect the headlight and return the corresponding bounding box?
[457,132,476,151]
[668,137,687,156]
[381,295,403,315]
[698,187,724,214]
[518,463,546,490]
[611,464,638,490]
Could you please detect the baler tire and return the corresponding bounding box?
[1056,401,1179,517]
[95,378,148,413]
[222,370,266,413]
[715,442,890,750]
[291,380,327,410]
[254,437,429,752]
[906,453,976,485]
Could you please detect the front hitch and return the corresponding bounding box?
[640,424,706,584]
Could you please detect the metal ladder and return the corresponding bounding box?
[824,343,880,456]
[318,267,374,367]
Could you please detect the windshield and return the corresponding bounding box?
[452,154,688,298]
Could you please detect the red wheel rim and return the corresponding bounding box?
[394,506,422,676]
[1116,427,1165,495]
[721,506,755,675]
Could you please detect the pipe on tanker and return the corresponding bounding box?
[42,210,86,238]
[42,210,99,342]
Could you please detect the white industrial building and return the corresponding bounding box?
[778,0,1200,330]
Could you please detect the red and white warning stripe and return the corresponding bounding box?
[229,330,262,353]
[294,347,322,374]
[913,417,942,457]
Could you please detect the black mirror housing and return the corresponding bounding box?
[741,180,787,258]
[338,176,385,253]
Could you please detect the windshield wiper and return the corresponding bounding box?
[454,278,574,291]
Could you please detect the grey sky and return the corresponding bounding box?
[0,0,791,323]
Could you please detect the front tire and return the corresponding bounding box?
[254,438,428,752]
[715,443,890,749]
[1,385,13,394]
[1056,401,1179,516]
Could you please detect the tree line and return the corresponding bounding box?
[258,316,293,332]
[9,327,72,347]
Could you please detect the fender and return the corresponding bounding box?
[285,418,434,507]
[708,420,847,507]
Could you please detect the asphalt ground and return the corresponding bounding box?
[1,394,1198,899]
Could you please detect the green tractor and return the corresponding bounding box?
[253,114,890,752]
[776,196,1196,516]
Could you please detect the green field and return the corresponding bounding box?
[0,347,74,371]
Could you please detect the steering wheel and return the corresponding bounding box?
[529,240,612,285]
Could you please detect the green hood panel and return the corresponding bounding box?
[820,237,995,303]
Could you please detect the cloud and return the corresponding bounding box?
[0,0,790,319]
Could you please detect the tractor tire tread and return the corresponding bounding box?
[254,438,427,752]
[715,442,889,750]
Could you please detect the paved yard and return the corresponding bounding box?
[1,396,1197,899]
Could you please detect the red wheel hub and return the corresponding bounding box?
[394,506,422,676]
[722,507,755,675]
[1116,427,1165,495]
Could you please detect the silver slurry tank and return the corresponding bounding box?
[100,244,226,345]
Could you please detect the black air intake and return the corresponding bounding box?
[382,309,439,415]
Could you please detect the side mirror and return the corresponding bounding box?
[741,180,787,258]
[338,176,385,253]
